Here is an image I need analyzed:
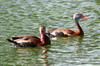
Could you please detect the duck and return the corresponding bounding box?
[46,13,88,37]
[7,26,51,47]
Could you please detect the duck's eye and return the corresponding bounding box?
[77,14,80,16]
[41,30,45,33]
[41,30,43,32]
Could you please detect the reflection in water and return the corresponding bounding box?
[45,36,86,65]
[41,47,48,66]
[75,36,84,54]
[51,35,84,54]
[14,47,49,66]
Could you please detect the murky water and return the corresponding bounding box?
[0,0,100,66]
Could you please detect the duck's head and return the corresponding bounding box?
[39,26,46,34]
[73,13,88,20]
[39,26,47,44]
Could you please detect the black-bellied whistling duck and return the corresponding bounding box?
[46,13,88,37]
[7,26,51,47]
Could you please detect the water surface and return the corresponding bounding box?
[0,0,100,66]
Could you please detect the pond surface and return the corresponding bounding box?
[0,0,100,66]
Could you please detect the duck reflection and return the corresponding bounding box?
[75,36,84,54]
[14,46,50,66]
[41,47,48,66]
[51,35,84,54]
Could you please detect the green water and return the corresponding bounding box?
[0,0,100,66]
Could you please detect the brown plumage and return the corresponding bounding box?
[7,26,51,47]
[46,13,88,37]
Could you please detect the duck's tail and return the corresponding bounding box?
[7,38,17,44]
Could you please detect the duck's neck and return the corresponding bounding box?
[40,33,45,44]
[74,19,84,35]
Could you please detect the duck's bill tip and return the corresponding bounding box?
[81,16,88,19]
